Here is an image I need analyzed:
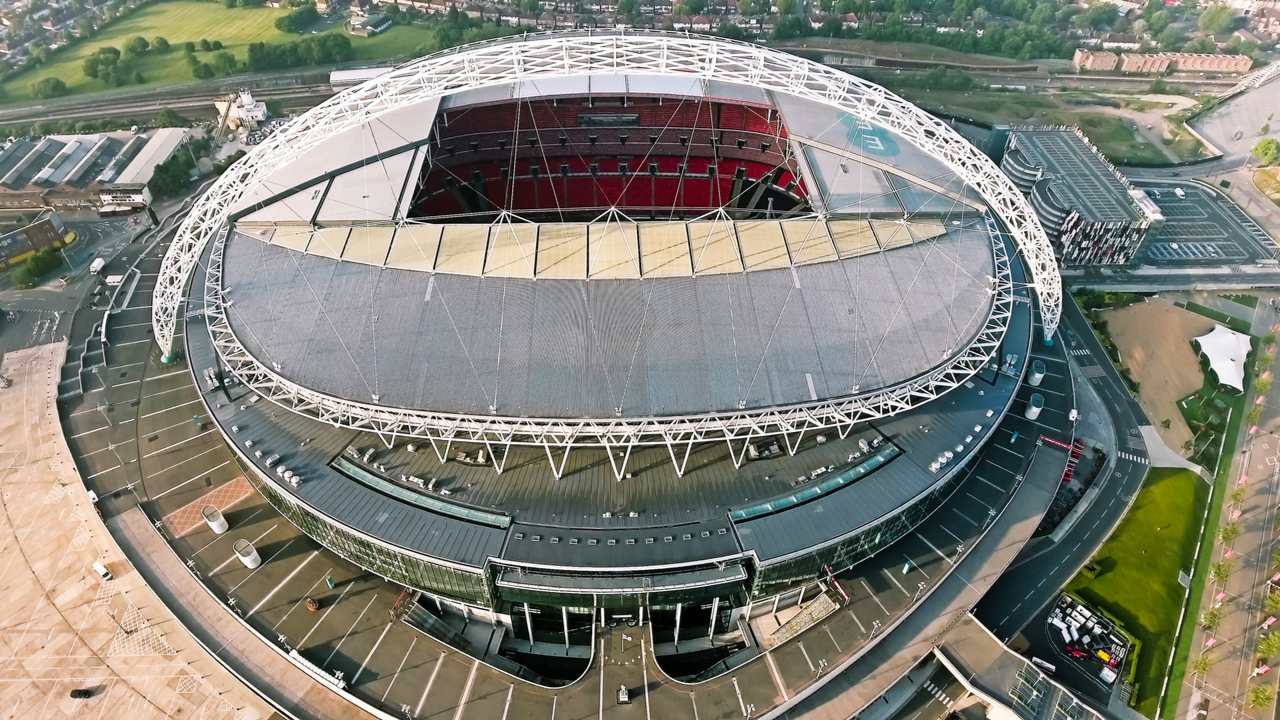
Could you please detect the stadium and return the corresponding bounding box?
[153,31,1061,682]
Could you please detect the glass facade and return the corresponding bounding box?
[749,463,972,600]
[256,479,493,606]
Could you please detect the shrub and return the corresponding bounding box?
[30,77,67,99]
[192,63,215,80]
[1266,592,1280,614]
[1249,684,1275,709]
[1190,653,1215,677]
[153,36,170,53]
[1219,521,1243,544]
[1211,559,1235,582]
[1202,606,1225,629]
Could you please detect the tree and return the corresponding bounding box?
[738,0,759,14]
[1248,405,1264,425]
[1029,2,1052,26]
[156,108,182,127]
[210,51,238,75]
[199,38,213,52]
[1210,559,1234,582]
[1249,684,1276,709]
[1148,9,1170,34]
[211,40,224,51]
[777,0,797,14]
[717,20,746,38]
[30,77,68,99]
[1199,5,1234,35]
[1219,520,1243,543]
[1267,592,1280,614]
[133,71,144,84]
[182,41,196,53]
[1231,486,1247,504]
[192,63,215,80]
[1190,653,1215,677]
[12,247,63,288]
[1157,26,1183,49]
[1202,606,1225,629]
[1257,376,1273,394]
[1254,138,1279,166]
[616,0,637,14]
[153,37,170,53]
[124,35,149,55]
[1184,36,1216,53]
[274,4,319,32]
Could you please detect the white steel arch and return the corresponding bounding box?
[154,30,1060,359]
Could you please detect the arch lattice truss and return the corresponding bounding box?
[157,31,1059,477]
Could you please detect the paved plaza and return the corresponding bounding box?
[0,342,273,720]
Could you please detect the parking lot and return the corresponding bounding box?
[1134,180,1276,266]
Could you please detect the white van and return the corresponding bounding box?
[91,561,113,581]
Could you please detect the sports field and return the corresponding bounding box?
[0,2,293,102]
[1066,468,1208,718]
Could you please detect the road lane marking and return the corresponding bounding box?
[766,651,790,699]
[381,636,416,703]
[324,592,378,667]
[916,532,953,565]
[151,460,233,499]
[415,651,445,716]
[452,658,479,720]
[351,620,393,686]
[248,550,318,617]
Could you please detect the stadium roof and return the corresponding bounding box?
[222,219,995,419]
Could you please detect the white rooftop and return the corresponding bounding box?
[1196,324,1252,392]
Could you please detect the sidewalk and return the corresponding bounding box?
[107,506,376,720]
[0,342,274,720]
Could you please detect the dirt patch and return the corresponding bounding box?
[1104,297,1215,459]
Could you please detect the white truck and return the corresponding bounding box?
[89,257,105,275]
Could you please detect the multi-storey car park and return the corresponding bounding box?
[142,31,1068,691]
[992,126,1164,266]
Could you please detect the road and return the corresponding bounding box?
[975,298,1150,647]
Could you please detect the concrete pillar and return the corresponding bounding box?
[563,606,570,650]
[708,597,719,640]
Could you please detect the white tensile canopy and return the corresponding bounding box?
[1196,324,1252,392]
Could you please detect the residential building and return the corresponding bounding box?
[1073,48,1118,71]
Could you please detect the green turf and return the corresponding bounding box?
[1182,302,1253,334]
[1066,468,1209,718]
[1221,294,1260,310]
[1160,342,1255,720]
[0,2,293,102]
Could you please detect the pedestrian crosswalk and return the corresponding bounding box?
[1117,451,1148,465]
[922,680,955,706]
[1069,349,1092,357]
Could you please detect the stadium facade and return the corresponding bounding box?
[156,32,1061,673]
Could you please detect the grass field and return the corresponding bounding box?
[1066,468,1209,718]
[1181,301,1253,334]
[0,2,294,102]
[895,89,1169,165]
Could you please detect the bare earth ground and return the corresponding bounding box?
[1103,297,1215,460]
[0,342,270,719]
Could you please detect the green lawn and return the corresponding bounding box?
[897,89,1170,165]
[1182,301,1253,334]
[348,25,437,61]
[1066,468,1209,718]
[0,2,292,102]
